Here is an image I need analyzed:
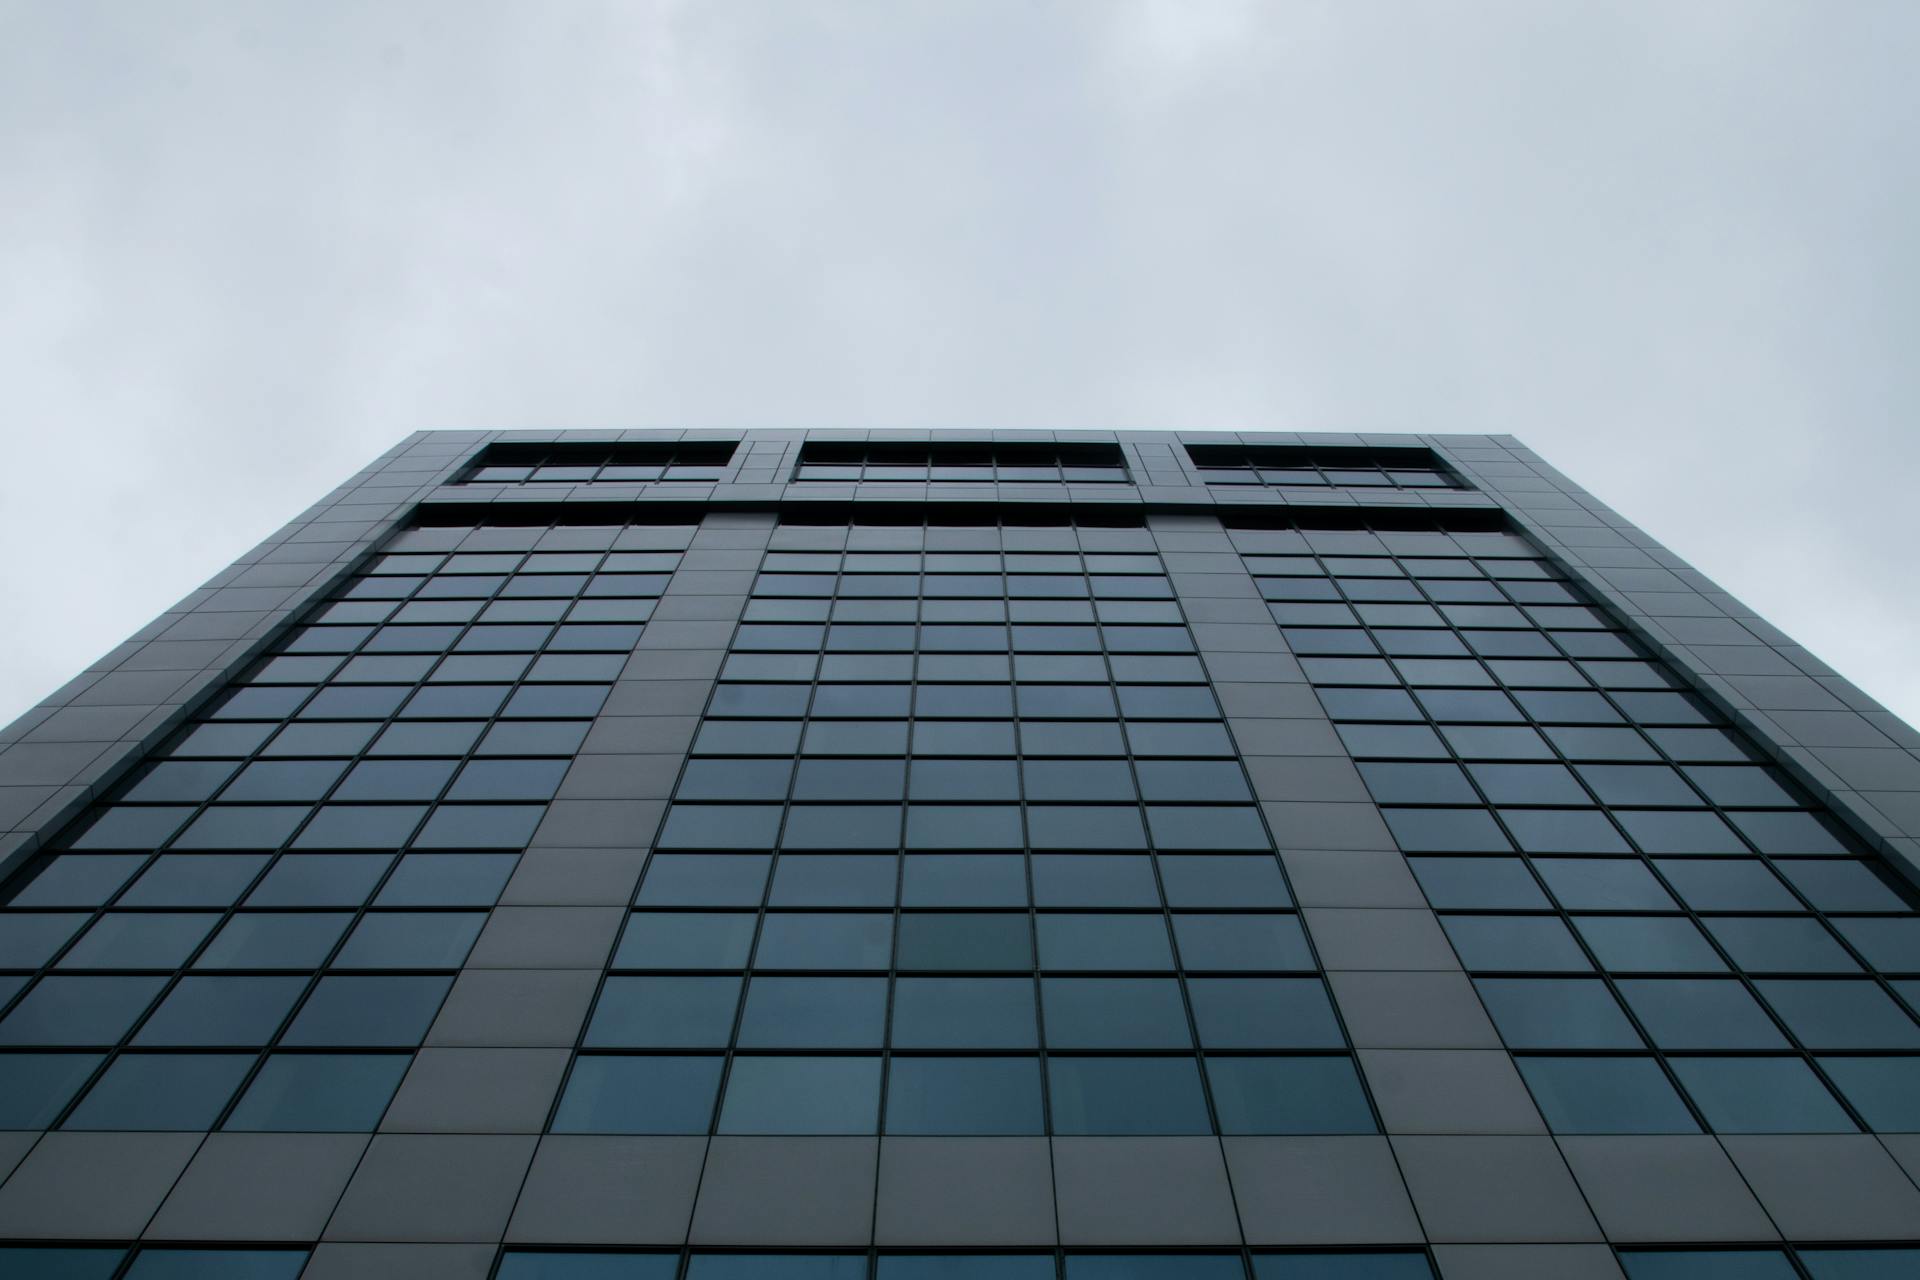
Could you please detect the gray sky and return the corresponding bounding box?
[3,2,1916,731]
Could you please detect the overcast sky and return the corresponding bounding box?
[2,2,1916,732]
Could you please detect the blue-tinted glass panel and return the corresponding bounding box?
[1038,915,1173,971]
[1031,855,1158,908]
[0,975,167,1046]
[1047,1056,1210,1134]
[893,978,1038,1049]
[1755,980,1920,1050]
[0,1247,126,1279]
[280,975,452,1047]
[1408,858,1547,910]
[0,913,88,968]
[123,1249,307,1278]
[1066,1257,1244,1280]
[1575,917,1725,973]
[736,977,887,1048]
[1252,1256,1435,1279]
[769,855,897,908]
[1615,980,1787,1050]
[717,1056,880,1134]
[884,1056,1045,1134]
[1705,918,1859,973]
[1189,978,1344,1048]
[1617,1252,1795,1280]
[901,855,1027,907]
[877,1259,1054,1280]
[1818,1056,1920,1131]
[245,854,392,907]
[1173,914,1314,971]
[1441,917,1590,971]
[195,913,351,970]
[134,975,305,1046]
[1473,979,1641,1049]
[896,914,1033,971]
[375,853,519,907]
[0,1052,103,1127]
[615,913,758,970]
[586,977,742,1048]
[1516,1057,1699,1133]
[225,1053,409,1131]
[685,1258,866,1280]
[1669,1057,1855,1133]
[636,855,771,907]
[1800,1249,1920,1279]
[1208,1056,1375,1134]
[119,854,269,908]
[1042,978,1190,1049]
[551,1056,724,1134]
[64,1053,252,1130]
[9,855,144,907]
[496,1254,679,1279]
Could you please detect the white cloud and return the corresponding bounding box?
[1,1,1916,729]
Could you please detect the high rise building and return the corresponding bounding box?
[0,428,1917,1279]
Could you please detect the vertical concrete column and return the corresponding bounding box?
[497,511,775,1254]
[1154,511,1610,1275]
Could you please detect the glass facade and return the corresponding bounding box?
[0,430,1915,1275]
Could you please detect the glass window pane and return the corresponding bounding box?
[1409,858,1548,910]
[736,977,887,1048]
[1617,1252,1796,1279]
[896,915,1033,971]
[0,976,167,1046]
[1173,914,1314,971]
[585,976,742,1048]
[1037,915,1174,971]
[636,855,770,907]
[1669,1056,1855,1133]
[56,914,217,971]
[892,978,1038,1049]
[1047,1056,1210,1134]
[195,913,351,970]
[1799,1253,1920,1280]
[1755,980,1920,1050]
[65,1052,253,1130]
[0,1247,127,1278]
[1817,1056,1920,1132]
[551,1055,724,1134]
[1032,855,1158,907]
[878,1258,1054,1280]
[1067,1257,1244,1280]
[717,1056,880,1134]
[1252,1254,1435,1279]
[1041,978,1190,1049]
[280,975,452,1047]
[497,1253,680,1279]
[134,975,305,1046]
[753,914,892,970]
[1473,978,1641,1049]
[1704,918,1859,973]
[1616,980,1788,1050]
[334,913,485,969]
[1574,917,1725,973]
[1189,978,1344,1048]
[225,1053,409,1131]
[1516,1057,1699,1133]
[122,1250,308,1279]
[0,1052,104,1128]
[1208,1056,1374,1135]
[245,854,391,907]
[901,855,1026,907]
[1442,917,1591,972]
[884,1056,1044,1134]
